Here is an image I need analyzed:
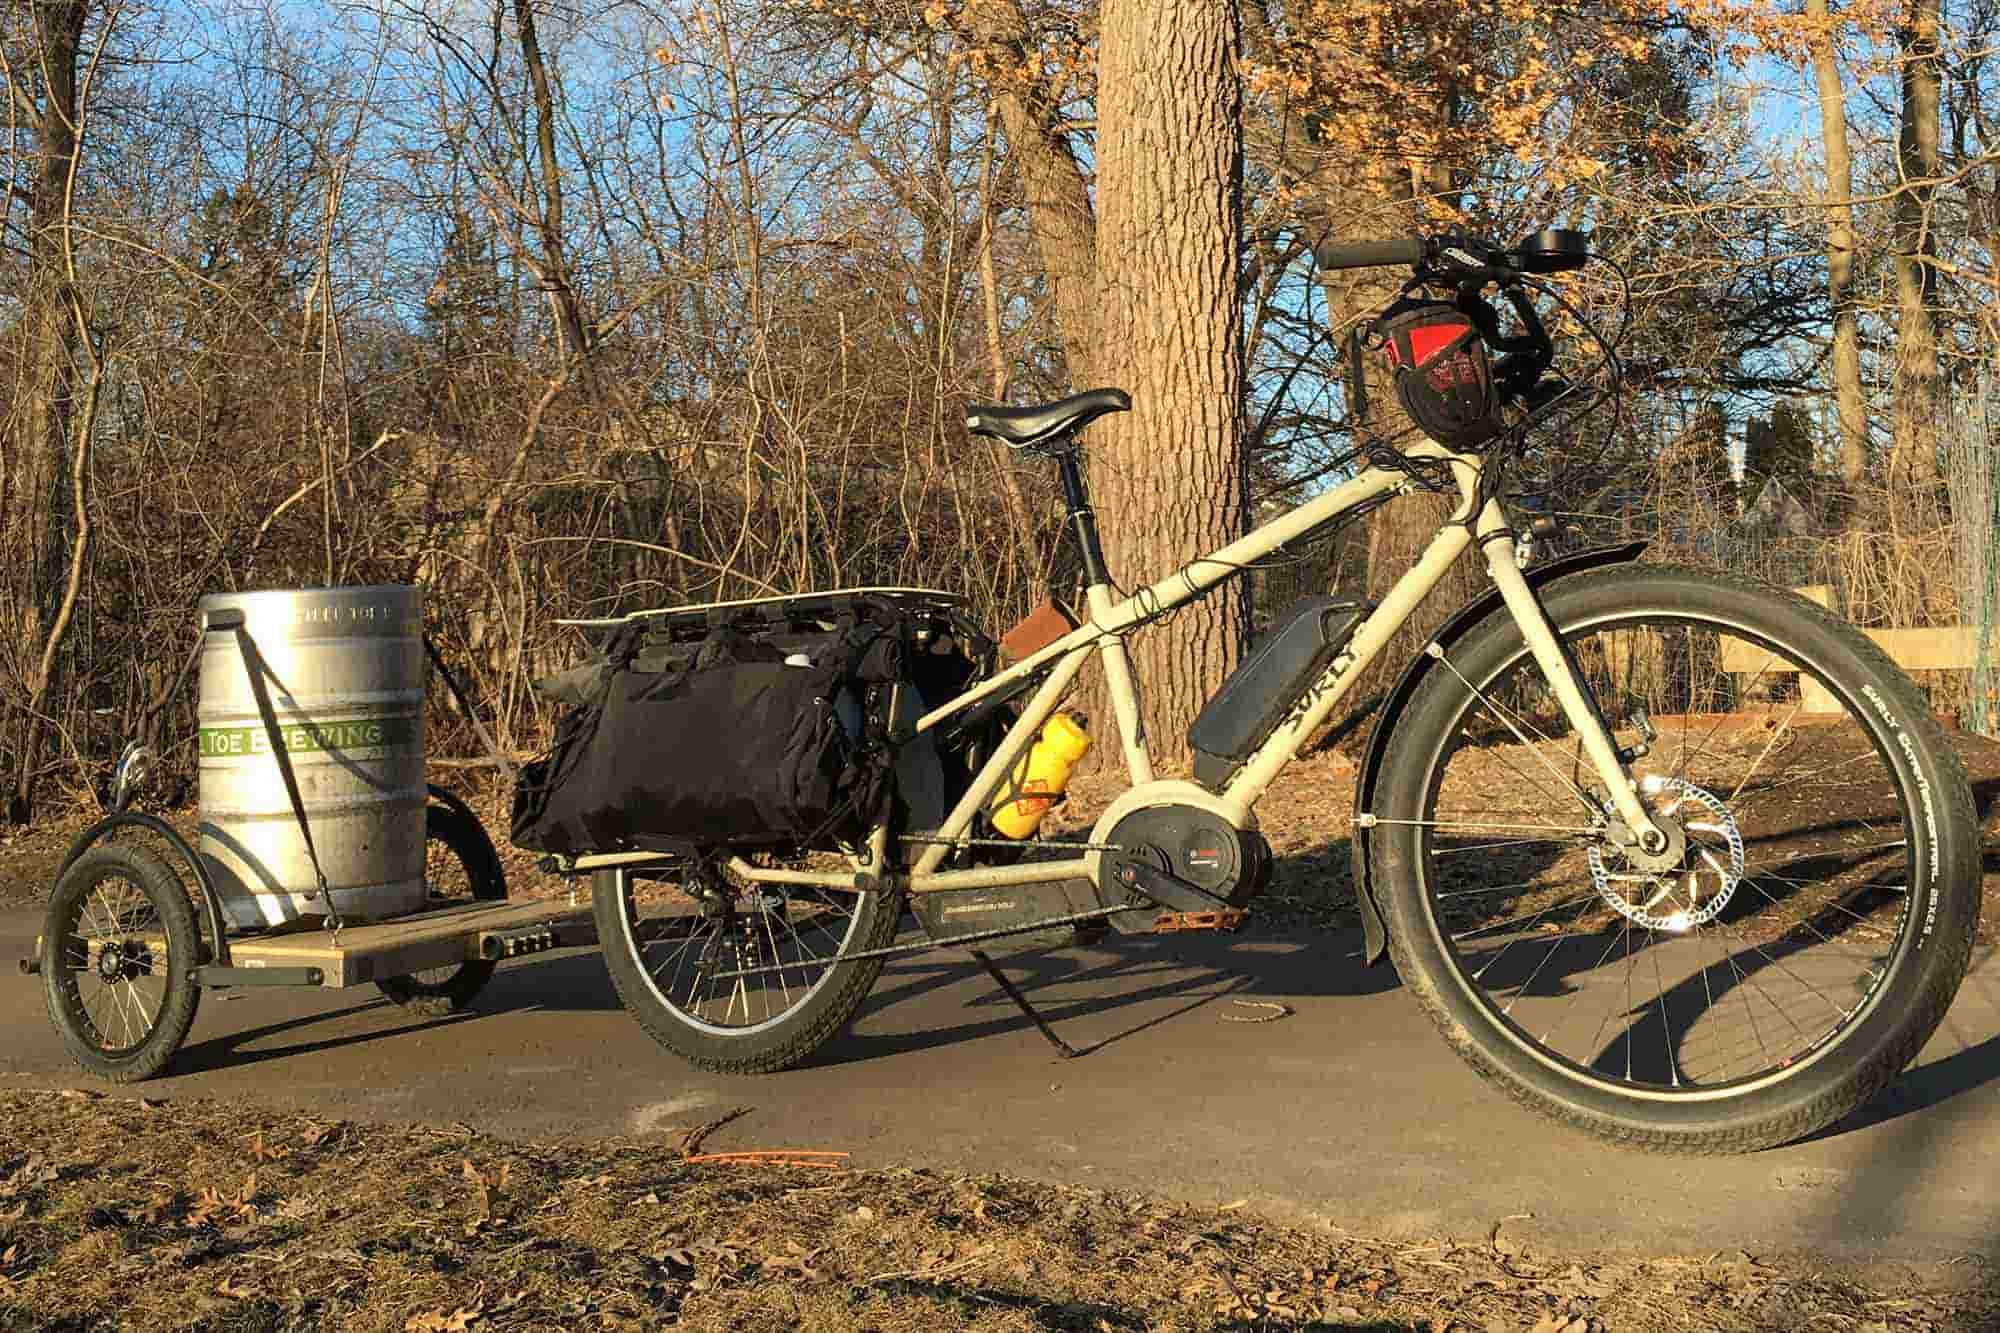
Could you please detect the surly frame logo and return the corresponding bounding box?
[1275,650,1359,736]
[1863,683,1941,942]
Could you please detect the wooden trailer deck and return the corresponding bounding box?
[222,899,597,987]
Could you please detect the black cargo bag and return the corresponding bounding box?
[510,621,899,856]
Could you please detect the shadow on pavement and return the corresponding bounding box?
[170,995,479,1075]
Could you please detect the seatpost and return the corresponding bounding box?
[1053,444,1110,588]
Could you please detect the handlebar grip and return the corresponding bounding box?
[1312,236,1426,272]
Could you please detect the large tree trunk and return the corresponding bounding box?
[1889,0,1943,507]
[1807,0,1870,489]
[1087,0,1248,771]
[4,1,89,824]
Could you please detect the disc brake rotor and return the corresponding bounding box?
[1587,777,1745,932]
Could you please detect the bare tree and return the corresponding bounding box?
[0,1,116,821]
[1808,0,1872,485]
[1891,0,1945,502]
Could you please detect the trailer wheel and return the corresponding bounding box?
[42,845,202,1082]
[376,803,506,1016]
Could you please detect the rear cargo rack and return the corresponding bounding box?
[556,585,969,630]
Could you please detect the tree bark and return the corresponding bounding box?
[1088,0,1248,769]
[1807,0,1869,487]
[1889,0,1943,504]
[4,1,89,823]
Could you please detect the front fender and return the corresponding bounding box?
[1348,541,1647,964]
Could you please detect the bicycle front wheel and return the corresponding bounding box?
[1372,565,1979,1153]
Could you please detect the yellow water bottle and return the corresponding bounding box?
[989,714,1092,838]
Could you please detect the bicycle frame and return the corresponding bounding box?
[573,438,1663,893]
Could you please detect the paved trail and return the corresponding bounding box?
[4,907,1997,1263]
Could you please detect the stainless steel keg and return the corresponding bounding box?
[196,586,427,928]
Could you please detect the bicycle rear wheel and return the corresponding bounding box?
[595,863,897,1073]
[1372,565,1979,1152]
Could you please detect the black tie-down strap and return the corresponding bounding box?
[205,609,341,931]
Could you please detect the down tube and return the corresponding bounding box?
[1223,520,1476,807]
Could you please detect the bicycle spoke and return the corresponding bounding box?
[1415,606,1931,1097]
[1432,649,1602,815]
[1725,700,1808,805]
[620,869,871,1035]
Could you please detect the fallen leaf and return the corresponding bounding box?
[215,1274,255,1300]
[298,1122,340,1149]
[0,1245,17,1265]
[405,1308,482,1333]
[850,1205,874,1222]
[463,1160,510,1222]
[187,1175,258,1228]
[760,1242,821,1278]
[57,1089,99,1102]
[246,1132,284,1163]
[136,1193,175,1226]
[1218,1199,1249,1212]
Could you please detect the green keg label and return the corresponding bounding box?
[199,715,420,758]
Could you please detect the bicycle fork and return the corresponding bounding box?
[1471,496,1668,854]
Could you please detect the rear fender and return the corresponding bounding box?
[1349,541,1648,964]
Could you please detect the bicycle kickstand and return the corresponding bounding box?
[969,949,1081,1059]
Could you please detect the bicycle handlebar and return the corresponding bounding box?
[1311,228,1589,282]
[1313,227,1595,410]
[1312,236,1428,272]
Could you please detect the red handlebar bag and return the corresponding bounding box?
[1376,300,1502,449]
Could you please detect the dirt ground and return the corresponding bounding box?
[0,1089,1988,1333]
